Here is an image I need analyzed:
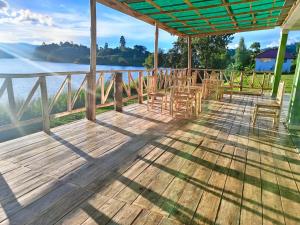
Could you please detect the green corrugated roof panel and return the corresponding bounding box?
[115,0,294,36]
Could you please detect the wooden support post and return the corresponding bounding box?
[39,77,50,133]
[272,29,288,97]
[138,71,143,104]
[188,36,192,76]
[114,72,123,112]
[287,50,300,129]
[154,23,159,74]
[86,0,97,121]
[154,22,159,91]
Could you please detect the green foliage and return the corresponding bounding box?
[33,38,150,67]
[120,36,126,49]
[249,42,261,65]
[150,35,234,69]
[234,37,251,70]
[143,49,167,69]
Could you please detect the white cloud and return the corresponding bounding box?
[0,3,176,48]
[0,0,8,9]
[266,41,278,48]
[0,2,53,26]
[228,43,239,49]
[0,0,8,15]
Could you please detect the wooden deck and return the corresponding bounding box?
[0,95,300,225]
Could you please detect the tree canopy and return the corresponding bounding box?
[234,37,251,70]
[33,38,150,66]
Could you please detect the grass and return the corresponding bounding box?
[281,74,294,93]
[224,73,295,94]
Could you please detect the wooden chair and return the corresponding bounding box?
[203,79,224,100]
[147,75,167,113]
[170,86,194,118]
[191,72,197,85]
[210,71,219,80]
[252,81,285,128]
[222,74,234,101]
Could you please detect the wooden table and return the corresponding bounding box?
[170,85,203,117]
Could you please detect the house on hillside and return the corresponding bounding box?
[255,49,295,73]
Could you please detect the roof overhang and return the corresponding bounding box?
[97,0,296,37]
[282,0,300,30]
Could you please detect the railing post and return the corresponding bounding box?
[128,72,131,97]
[67,75,72,112]
[261,73,266,95]
[6,78,17,123]
[138,71,144,104]
[114,72,123,112]
[101,73,105,104]
[251,72,255,88]
[39,76,50,134]
[240,72,243,91]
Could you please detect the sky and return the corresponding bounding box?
[0,0,300,51]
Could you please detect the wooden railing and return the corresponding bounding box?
[0,68,274,134]
[192,69,274,92]
[0,68,186,133]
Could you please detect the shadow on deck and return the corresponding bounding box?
[0,95,299,225]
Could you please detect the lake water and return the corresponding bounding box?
[0,58,145,103]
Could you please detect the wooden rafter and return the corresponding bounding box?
[184,0,216,31]
[162,5,291,23]
[125,0,263,15]
[144,0,200,34]
[222,0,238,29]
[172,14,287,29]
[96,0,185,36]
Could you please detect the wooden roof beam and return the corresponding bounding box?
[282,0,300,30]
[190,24,278,37]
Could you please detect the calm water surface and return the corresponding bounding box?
[0,58,145,103]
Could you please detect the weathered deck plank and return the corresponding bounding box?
[0,95,299,225]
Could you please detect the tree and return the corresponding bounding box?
[193,35,233,69]
[120,36,126,49]
[234,37,251,70]
[104,43,108,50]
[250,42,261,54]
[163,34,233,69]
[250,42,261,65]
[143,49,166,69]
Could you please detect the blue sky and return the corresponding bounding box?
[0,0,300,51]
